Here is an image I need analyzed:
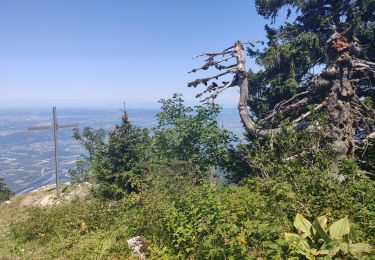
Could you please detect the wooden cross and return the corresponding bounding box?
[28,107,78,195]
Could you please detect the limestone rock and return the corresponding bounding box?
[127,236,150,258]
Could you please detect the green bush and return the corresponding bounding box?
[152,93,237,171]
[72,112,151,200]
[71,94,237,199]
[21,95,371,259]
[0,177,14,202]
[126,169,374,258]
[123,166,291,258]
[4,159,375,259]
[70,127,106,183]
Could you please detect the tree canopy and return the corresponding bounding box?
[250,0,375,116]
[189,0,375,174]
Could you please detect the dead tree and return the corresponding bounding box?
[188,37,375,161]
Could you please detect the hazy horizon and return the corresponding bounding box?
[0,98,239,109]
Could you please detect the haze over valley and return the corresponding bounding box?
[0,107,241,193]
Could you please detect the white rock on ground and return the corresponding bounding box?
[127,236,150,259]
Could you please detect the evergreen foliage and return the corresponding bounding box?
[0,177,13,202]
[89,111,150,199]
[249,0,375,117]
[71,94,236,198]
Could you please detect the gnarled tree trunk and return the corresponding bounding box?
[188,36,375,164]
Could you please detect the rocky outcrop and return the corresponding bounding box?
[3,182,92,207]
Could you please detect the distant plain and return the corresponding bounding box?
[0,108,242,193]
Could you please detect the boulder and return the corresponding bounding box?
[127,236,150,258]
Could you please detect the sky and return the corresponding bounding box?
[0,0,273,108]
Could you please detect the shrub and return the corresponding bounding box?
[72,111,151,199]
[4,161,374,259]
[0,177,14,202]
[123,166,291,258]
[152,93,236,172]
[71,94,238,199]
[70,127,106,183]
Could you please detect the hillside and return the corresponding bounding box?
[0,183,139,259]
[1,172,374,259]
[1,95,374,259]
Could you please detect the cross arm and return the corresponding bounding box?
[28,125,52,131]
[58,124,79,129]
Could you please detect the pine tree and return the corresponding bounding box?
[189,0,375,173]
[91,109,150,199]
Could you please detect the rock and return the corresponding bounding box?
[4,200,11,205]
[39,194,58,207]
[18,182,92,207]
[127,236,150,258]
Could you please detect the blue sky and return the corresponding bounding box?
[0,0,274,108]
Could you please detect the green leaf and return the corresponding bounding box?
[312,215,328,239]
[316,215,328,230]
[298,238,311,252]
[294,213,312,238]
[284,232,310,253]
[329,217,350,239]
[312,219,332,244]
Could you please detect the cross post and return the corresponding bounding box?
[28,107,78,195]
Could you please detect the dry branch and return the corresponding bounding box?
[188,36,375,149]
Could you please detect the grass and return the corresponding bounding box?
[1,175,374,259]
[0,184,138,259]
[0,199,136,259]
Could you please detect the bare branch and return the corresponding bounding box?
[188,56,236,74]
[259,97,309,125]
[294,102,325,123]
[190,40,286,137]
[192,45,236,59]
[351,57,375,69]
[200,81,235,102]
[188,35,375,158]
[277,91,310,108]
[283,152,307,162]
[188,71,233,88]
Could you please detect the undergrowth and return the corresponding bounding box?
[2,167,374,259]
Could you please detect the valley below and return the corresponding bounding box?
[0,107,241,193]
